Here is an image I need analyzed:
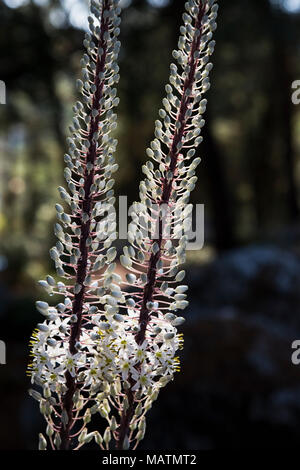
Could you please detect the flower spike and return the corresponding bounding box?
[115,0,219,449]
[28,0,122,451]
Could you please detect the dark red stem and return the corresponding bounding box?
[115,378,135,450]
[59,0,111,450]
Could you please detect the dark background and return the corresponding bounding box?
[1,0,300,450]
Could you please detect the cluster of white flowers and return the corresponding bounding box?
[29,0,219,451]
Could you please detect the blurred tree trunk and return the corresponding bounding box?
[274,45,299,221]
[249,102,273,229]
[249,0,299,227]
[202,119,237,251]
[266,1,299,221]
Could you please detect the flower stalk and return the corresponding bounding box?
[29,0,122,450]
[116,0,218,449]
[60,0,116,450]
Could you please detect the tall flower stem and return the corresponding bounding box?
[29,0,122,452]
[59,1,112,450]
[116,0,218,449]
[135,2,205,347]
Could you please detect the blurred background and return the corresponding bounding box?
[1,0,300,450]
